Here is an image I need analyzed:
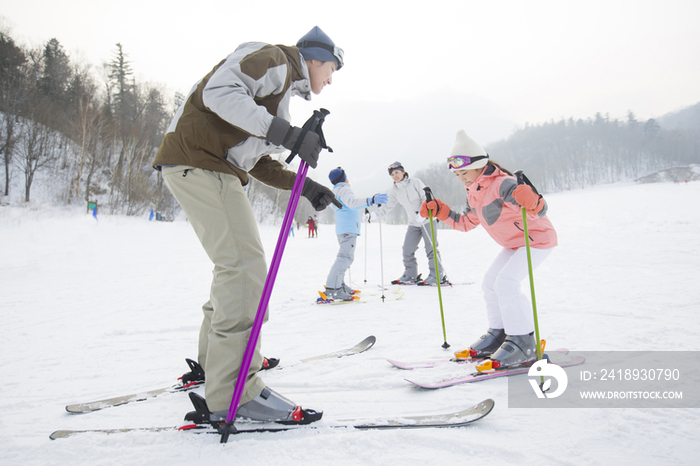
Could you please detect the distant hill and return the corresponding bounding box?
[657,102,700,132]
[636,164,700,183]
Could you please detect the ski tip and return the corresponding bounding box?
[476,398,496,416]
[50,430,72,440]
[386,358,414,370]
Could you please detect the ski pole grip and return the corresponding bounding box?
[285,109,332,165]
[423,186,434,202]
[514,170,539,195]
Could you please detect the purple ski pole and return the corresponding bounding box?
[219,109,332,443]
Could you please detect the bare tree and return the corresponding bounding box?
[16,107,59,201]
[0,31,29,196]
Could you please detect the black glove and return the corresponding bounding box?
[266,116,322,168]
[302,178,342,211]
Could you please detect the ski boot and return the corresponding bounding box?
[477,332,537,371]
[341,283,360,295]
[454,328,506,360]
[391,273,422,285]
[417,275,451,286]
[184,388,323,426]
[320,287,356,302]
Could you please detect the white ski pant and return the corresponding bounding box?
[325,233,358,289]
[481,247,554,336]
[402,222,445,279]
[162,165,267,412]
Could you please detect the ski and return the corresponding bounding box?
[387,356,481,370]
[389,280,474,287]
[299,335,375,362]
[417,281,474,287]
[65,336,375,413]
[405,350,585,389]
[316,291,404,305]
[388,346,569,370]
[50,398,494,440]
[366,286,401,295]
[64,382,202,414]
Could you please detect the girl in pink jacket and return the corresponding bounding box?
[420,130,557,369]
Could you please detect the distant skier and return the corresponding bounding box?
[323,167,388,301]
[306,216,316,238]
[367,162,448,285]
[419,130,558,369]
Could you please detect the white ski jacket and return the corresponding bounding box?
[376,176,427,227]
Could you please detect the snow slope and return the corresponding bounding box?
[1,180,699,465]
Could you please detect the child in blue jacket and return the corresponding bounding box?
[324,167,388,301]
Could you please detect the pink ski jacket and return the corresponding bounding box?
[443,164,558,250]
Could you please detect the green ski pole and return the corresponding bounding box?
[423,187,449,349]
[515,171,545,386]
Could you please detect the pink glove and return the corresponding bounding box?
[420,199,450,221]
[513,185,544,213]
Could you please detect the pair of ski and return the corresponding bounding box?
[387,280,474,287]
[52,335,494,439]
[316,286,404,304]
[51,398,495,439]
[63,336,376,414]
[388,349,585,389]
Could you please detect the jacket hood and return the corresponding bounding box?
[465,163,499,192]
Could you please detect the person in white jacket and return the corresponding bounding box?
[369,162,448,285]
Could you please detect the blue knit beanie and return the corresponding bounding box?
[297,26,344,69]
[329,167,346,184]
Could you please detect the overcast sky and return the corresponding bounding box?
[3,0,699,193]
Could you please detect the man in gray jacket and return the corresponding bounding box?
[153,26,343,424]
[369,162,448,285]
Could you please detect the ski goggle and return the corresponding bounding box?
[447,155,489,170]
[296,40,344,69]
[387,161,404,175]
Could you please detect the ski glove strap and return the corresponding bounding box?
[266,116,322,168]
[302,178,342,210]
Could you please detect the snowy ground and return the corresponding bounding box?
[2,180,699,465]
